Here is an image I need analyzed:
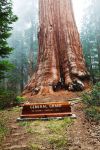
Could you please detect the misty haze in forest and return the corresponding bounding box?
[1,0,100,95]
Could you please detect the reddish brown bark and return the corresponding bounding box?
[23,0,89,96]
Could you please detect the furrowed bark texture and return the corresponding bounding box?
[23,0,89,95]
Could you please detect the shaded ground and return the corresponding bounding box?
[67,102,100,150]
[0,92,100,150]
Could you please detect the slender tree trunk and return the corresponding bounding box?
[23,0,89,96]
[20,65,24,92]
[28,21,34,79]
[96,36,100,72]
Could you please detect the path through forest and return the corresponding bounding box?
[0,92,100,150]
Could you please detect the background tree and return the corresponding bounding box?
[1,0,39,94]
[0,0,17,79]
[81,0,100,83]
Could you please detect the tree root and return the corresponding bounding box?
[23,80,86,97]
[22,73,88,96]
[68,78,85,91]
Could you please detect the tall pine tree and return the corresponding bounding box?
[0,0,17,79]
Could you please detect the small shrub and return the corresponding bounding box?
[0,89,16,109]
[82,82,100,106]
[82,82,100,121]
[15,96,25,104]
[0,89,26,109]
[85,106,100,121]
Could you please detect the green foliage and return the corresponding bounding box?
[82,82,100,106]
[0,60,14,79]
[29,143,41,150]
[0,89,16,109]
[0,0,17,79]
[48,136,67,148]
[0,89,26,109]
[46,118,72,148]
[5,0,39,93]
[85,106,100,121]
[0,112,9,143]
[47,118,72,134]
[15,96,26,104]
[18,121,31,127]
[82,82,100,121]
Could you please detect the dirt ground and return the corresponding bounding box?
[67,102,100,150]
[24,91,84,103]
[0,92,100,150]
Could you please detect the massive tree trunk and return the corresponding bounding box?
[23,0,89,96]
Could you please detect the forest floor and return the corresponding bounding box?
[0,91,100,150]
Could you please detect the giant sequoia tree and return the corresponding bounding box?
[23,0,89,95]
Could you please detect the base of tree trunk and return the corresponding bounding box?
[22,77,90,96]
[38,86,54,96]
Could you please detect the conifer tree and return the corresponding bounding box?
[0,0,17,79]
